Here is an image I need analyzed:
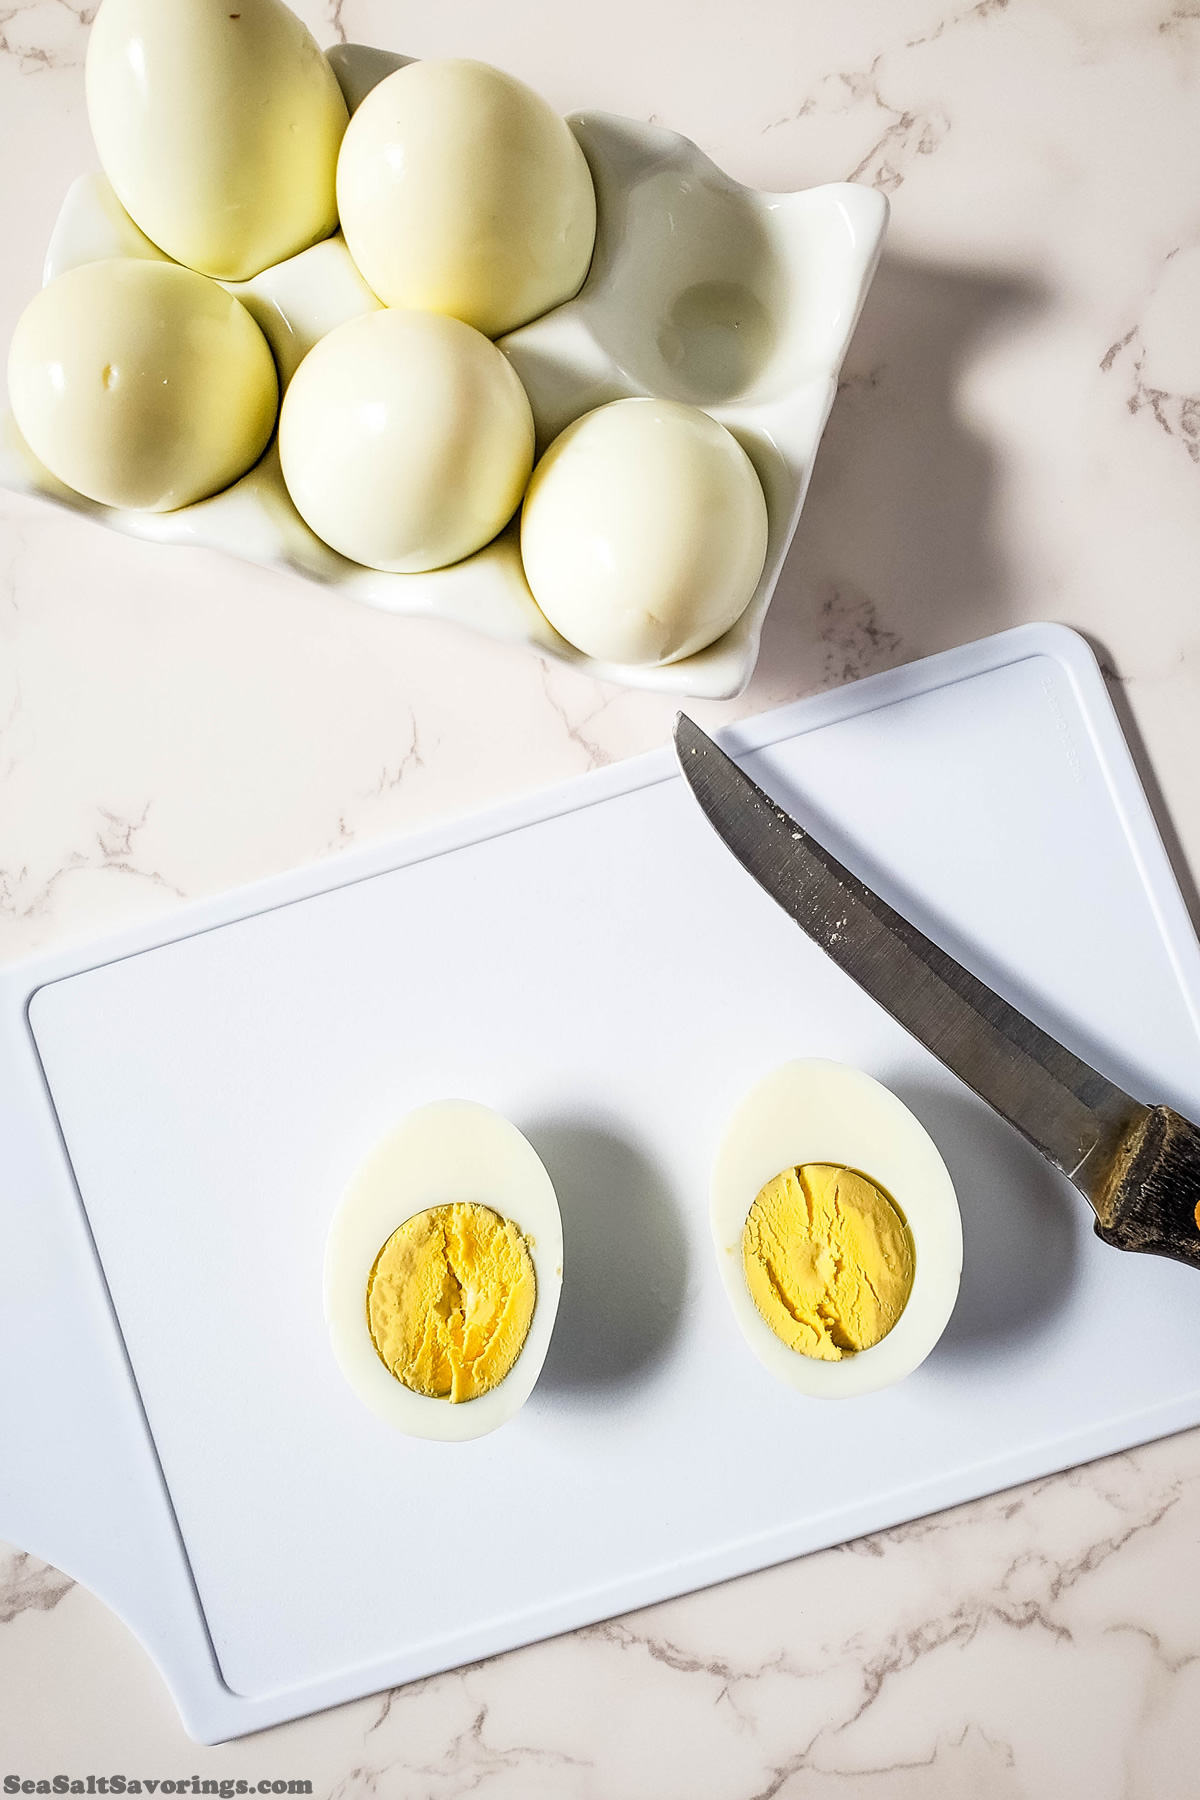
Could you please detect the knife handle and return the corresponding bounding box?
[1094,1106,1200,1270]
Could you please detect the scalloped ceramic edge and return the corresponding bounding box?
[0,43,887,699]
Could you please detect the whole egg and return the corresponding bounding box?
[278,308,535,573]
[7,259,278,512]
[85,0,348,282]
[324,1101,564,1441]
[520,398,769,665]
[712,1060,962,1397]
[336,59,596,338]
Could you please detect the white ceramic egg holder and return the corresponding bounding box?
[0,43,887,699]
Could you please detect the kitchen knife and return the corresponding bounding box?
[673,712,1200,1272]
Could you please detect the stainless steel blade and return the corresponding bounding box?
[674,712,1148,1207]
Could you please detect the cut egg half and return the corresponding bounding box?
[712,1060,962,1398]
[324,1100,563,1440]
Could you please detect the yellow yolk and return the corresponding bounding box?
[366,1202,536,1402]
[741,1164,914,1362]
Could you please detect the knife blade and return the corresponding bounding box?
[673,712,1200,1272]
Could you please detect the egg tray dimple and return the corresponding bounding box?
[0,43,887,700]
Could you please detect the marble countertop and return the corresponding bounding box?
[3,0,1200,1791]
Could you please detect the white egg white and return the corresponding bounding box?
[324,1101,563,1441]
[7,258,278,512]
[711,1060,962,1398]
[519,398,768,665]
[85,0,348,282]
[278,307,535,572]
[336,58,596,338]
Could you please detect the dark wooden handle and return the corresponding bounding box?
[1093,1105,1200,1270]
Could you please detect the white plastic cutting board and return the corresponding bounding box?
[5,624,1200,1743]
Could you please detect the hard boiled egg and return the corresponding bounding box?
[520,398,769,665]
[85,0,348,282]
[278,308,535,572]
[324,1101,563,1441]
[712,1060,962,1397]
[336,59,596,338]
[7,258,278,512]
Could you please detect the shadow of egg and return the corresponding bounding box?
[522,1117,689,1394]
[885,1077,1083,1366]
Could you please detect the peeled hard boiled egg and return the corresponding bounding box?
[520,398,769,665]
[7,259,278,512]
[712,1061,962,1397]
[324,1101,563,1441]
[336,59,597,338]
[85,0,348,282]
[278,308,535,572]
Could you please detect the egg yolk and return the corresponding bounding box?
[741,1164,914,1362]
[366,1202,536,1402]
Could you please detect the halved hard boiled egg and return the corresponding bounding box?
[712,1060,962,1397]
[324,1101,563,1440]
